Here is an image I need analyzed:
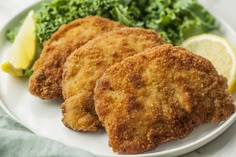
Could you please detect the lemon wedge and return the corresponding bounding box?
[182,34,236,93]
[1,10,36,77]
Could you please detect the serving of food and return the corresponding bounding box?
[0,0,236,156]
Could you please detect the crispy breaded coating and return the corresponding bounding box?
[94,44,235,154]
[29,16,124,99]
[62,28,165,131]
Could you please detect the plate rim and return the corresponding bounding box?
[0,1,236,157]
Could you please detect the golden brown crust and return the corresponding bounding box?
[94,44,235,154]
[29,16,124,99]
[62,27,165,131]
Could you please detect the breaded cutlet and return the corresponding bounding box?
[61,27,166,131]
[29,16,124,99]
[94,44,235,154]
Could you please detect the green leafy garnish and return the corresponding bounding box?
[35,0,217,45]
[23,69,34,79]
[36,0,122,45]
[144,0,217,45]
[6,29,17,42]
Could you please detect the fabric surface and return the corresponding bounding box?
[0,107,95,157]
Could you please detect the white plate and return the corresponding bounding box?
[0,1,236,157]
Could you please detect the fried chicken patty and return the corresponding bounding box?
[62,28,166,131]
[29,16,124,99]
[94,44,235,154]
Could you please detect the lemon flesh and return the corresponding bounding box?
[182,34,236,93]
[1,10,36,76]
